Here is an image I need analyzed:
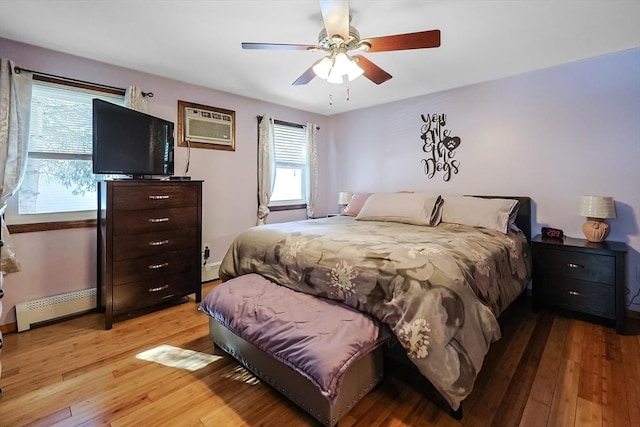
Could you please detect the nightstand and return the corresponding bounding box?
[531,235,627,334]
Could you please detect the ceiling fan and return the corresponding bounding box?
[241,0,441,86]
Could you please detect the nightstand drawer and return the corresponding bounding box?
[537,277,615,319]
[537,249,615,285]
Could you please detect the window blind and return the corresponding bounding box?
[28,82,123,156]
[273,123,307,166]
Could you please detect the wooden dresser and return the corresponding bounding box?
[98,180,202,329]
[531,235,627,334]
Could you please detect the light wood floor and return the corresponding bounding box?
[1,281,639,426]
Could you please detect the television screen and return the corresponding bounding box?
[92,99,174,177]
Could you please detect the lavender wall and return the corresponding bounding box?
[331,48,640,313]
[0,38,334,326]
[1,38,638,326]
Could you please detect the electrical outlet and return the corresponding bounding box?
[201,242,217,283]
[202,242,211,265]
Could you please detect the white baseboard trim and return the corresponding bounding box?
[202,261,221,283]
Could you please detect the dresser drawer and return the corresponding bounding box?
[537,276,615,319]
[113,272,198,313]
[537,249,615,285]
[113,249,197,286]
[113,184,199,210]
[112,207,198,235]
[113,228,198,261]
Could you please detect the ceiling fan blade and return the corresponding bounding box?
[364,29,441,52]
[292,61,321,85]
[242,42,317,51]
[353,55,392,85]
[319,0,350,40]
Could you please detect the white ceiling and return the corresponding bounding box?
[1,0,639,116]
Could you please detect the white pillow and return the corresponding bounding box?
[356,192,443,226]
[441,195,519,234]
[342,192,372,216]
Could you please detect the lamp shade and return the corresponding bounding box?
[578,196,617,219]
[338,191,353,205]
[346,59,364,81]
[313,50,364,84]
[312,56,333,80]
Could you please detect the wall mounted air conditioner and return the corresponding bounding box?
[184,107,233,145]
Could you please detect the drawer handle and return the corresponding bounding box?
[149,195,170,200]
[148,217,169,223]
[148,262,169,270]
[567,263,584,269]
[568,290,581,296]
[149,284,170,292]
[149,239,169,246]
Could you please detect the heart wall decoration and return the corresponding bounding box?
[419,113,461,182]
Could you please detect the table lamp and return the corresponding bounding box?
[578,195,616,242]
[338,191,353,214]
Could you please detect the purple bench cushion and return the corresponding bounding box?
[200,273,390,401]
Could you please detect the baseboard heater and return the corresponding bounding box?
[15,289,97,332]
[202,261,221,283]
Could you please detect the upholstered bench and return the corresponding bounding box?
[199,273,389,427]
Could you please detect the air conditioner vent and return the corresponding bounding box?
[185,107,233,145]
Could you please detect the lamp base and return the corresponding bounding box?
[582,218,610,242]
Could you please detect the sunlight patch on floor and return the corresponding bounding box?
[136,344,222,371]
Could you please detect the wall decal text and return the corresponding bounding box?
[420,113,461,182]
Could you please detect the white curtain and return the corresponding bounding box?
[0,58,32,274]
[124,86,148,112]
[257,115,275,225]
[305,123,318,219]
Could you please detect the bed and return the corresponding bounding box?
[216,194,532,415]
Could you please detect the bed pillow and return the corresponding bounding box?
[441,195,519,234]
[356,192,443,226]
[342,192,372,216]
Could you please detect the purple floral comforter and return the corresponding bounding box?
[219,216,531,410]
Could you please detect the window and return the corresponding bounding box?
[5,79,124,226]
[269,122,308,208]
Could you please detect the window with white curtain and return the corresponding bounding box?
[269,122,308,208]
[5,79,124,225]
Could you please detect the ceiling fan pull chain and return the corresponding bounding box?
[346,87,350,101]
[329,93,333,106]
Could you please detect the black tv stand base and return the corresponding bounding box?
[169,176,191,181]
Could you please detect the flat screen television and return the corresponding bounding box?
[92,99,174,178]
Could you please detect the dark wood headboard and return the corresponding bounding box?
[472,195,532,242]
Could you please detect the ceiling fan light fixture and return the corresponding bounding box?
[332,51,352,75]
[312,56,333,79]
[318,51,363,84]
[326,65,345,84]
[346,59,364,81]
